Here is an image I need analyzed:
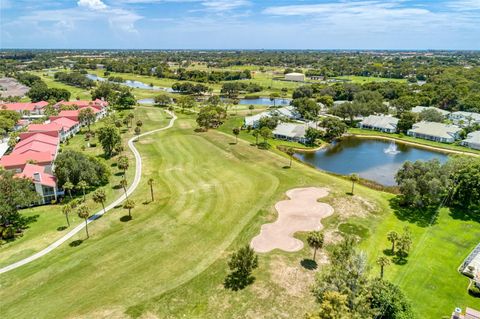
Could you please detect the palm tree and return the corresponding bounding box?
[147,178,154,202]
[252,129,260,146]
[232,127,240,144]
[117,155,129,178]
[63,180,74,199]
[123,199,135,218]
[248,105,254,115]
[349,173,359,195]
[387,231,399,254]
[77,205,90,238]
[376,256,390,278]
[306,231,324,260]
[135,126,141,138]
[286,147,295,168]
[76,180,88,202]
[62,204,72,227]
[92,189,107,214]
[120,179,128,198]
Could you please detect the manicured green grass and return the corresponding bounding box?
[1,109,478,318]
[0,107,165,268]
[361,206,480,317]
[349,128,480,155]
[30,71,92,100]
[333,75,407,83]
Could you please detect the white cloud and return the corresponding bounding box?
[201,0,250,12]
[78,0,108,11]
[447,0,480,11]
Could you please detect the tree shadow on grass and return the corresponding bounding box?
[392,255,408,266]
[224,272,255,291]
[120,215,132,222]
[57,226,67,231]
[114,172,124,177]
[449,205,480,223]
[300,258,318,270]
[388,197,438,227]
[112,184,123,190]
[282,165,291,169]
[69,239,83,247]
[383,249,395,257]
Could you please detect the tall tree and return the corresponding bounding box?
[286,147,295,168]
[232,127,240,144]
[78,107,96,131]
[63,180,74,199]
[76,180,88,202]
[120,179,128,198]
[117,155,129,178]
[387,231,399,254]
[350,173,360,195]
[123,199,135,219]
[62,204,72,228]
[224,245,259,291]
[147,178,154,202]
[77,205,90,239]
[98,125,121,158]
[307,231,324,260]
[92,189,107,214]
[376,256,390,279]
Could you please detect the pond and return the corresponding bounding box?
[86,74,174,92]
[294,137,449,186]
[137,98,155,105]
[222,97,291,106]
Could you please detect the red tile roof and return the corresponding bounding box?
[16,164,56,187]
[51,117,79,130]
[57,110,79,117]
[12,141,58,157]
[0,101,48,112]
[28,122,63,133]
[16,133,59,148]
[0,151,54,169]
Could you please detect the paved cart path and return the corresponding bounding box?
[0,110,177,275]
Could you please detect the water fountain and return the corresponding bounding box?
[384,141,401,155]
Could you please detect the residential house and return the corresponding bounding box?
[359,115,399,133]
[0,151,55,173]
[451,307,480,319]
[27,122,68,141]
[54,99,108,119]
[462,131,480,150]
[273,122,309,144]
[411,106,451,117]
[244,106,300,128]
[449,111,480,127]
[51,117,80,138]
[407,121,462,143]
[16,164,60,204]
[284,72,305,82]
[0,101,48,119]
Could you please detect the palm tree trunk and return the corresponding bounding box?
[289,156,292,168]
[150,185,154,202]
[128,208,131,218]
[68,190,72,199]
[351,181,355,195]
[391,241,395,254]
[82,190,86,202]
[235,135,238,144]
[313,248,317,261]
[102,202,106,214]
[380,266,384,278]
[65,214,70,227]
[84,219,89,238]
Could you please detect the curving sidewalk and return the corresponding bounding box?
[0,110,177,275]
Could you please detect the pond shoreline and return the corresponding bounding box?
[349,133,479,157]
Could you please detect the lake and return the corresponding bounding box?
[86,74,174,91]
[221,97,291,106]
[294,137,449,186]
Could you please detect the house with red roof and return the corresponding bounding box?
[54,99,108,119]
[0,101,48,119]
[16,164,60,204]
[0,151,54,173]
[51,117,80,138]
[27,122,69,141]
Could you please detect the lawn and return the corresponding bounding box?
[0,109,478,318]
[0,107,165,268]
[333,75,408,83]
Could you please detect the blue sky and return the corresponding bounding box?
[1,0,480,49]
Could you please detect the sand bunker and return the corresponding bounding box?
[251,187,334,253]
